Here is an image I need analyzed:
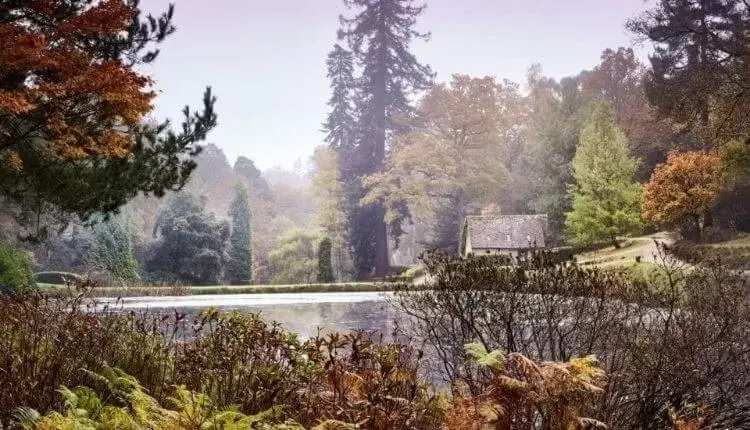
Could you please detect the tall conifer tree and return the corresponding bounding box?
[334,0,434,278]
[226,181,253,285]
[565,101,643,247]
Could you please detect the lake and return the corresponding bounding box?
[96,292,400,339]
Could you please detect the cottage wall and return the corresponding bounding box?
[464,233,473,256]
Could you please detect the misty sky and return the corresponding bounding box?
[142,0,655,170]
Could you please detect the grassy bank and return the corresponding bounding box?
[37,281,400,297]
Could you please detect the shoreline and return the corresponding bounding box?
[37,281,406,297]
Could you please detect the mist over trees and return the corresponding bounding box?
[5,0,750,286]
[2,1,750,428]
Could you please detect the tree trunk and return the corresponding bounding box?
[372,20,389,278]
[703,209,713,229]
[374,210,389,277]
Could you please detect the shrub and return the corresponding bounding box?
[0,290,174,426]
[0,290,444,429]
[0,243,33,292]
[445,343,606,429]
[394,249,750,428]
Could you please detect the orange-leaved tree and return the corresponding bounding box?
[642,150,723,239]
[0,0,157,160]
[0,1,216,238]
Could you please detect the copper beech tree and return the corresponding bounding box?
[642,150,724,239]
[0,0,216,238]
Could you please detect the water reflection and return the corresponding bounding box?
[100,292,399,340]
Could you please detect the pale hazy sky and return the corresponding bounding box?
[142,0,655,170]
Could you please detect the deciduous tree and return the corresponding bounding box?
[582,47,672,179]
[0,1,217,238]
[234,156,273,201]
[311,146,349,279]
[268,228,319,285]
[363,75,509,251]
[642,150,724,239]
[525,68,592,242]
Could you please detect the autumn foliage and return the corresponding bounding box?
[445,344,606,430]
[0,0,158,163]
[642,150,723,235]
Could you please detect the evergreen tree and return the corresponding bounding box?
[0,2,216,240]
[336,0,434,278]
[91,216,140,284]
[425,197,463,252]
[527,69,593,242]
[565,101,643,248]
[234,156,274,201]
[322,45,357,152]
[317,237,335,283]
[146,193,229,285]
[628,0,744,140]
[629,1,750,232]
[226,181,253,285]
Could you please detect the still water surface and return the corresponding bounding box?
[98,292,399,339]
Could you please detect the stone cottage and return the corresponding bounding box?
[460,214,548,258]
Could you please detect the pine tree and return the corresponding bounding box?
[226,181,253,285]
[336,0,434,278]
[565,101,643,247]
[627,0,743,139]
[317,237,335,283]
[0,1,216,239]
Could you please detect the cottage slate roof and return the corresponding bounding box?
[465,214,548,249]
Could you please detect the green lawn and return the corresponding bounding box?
[576,236,657,268]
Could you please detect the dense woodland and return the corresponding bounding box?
[2,0,750,286]
[1,1,750,429]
